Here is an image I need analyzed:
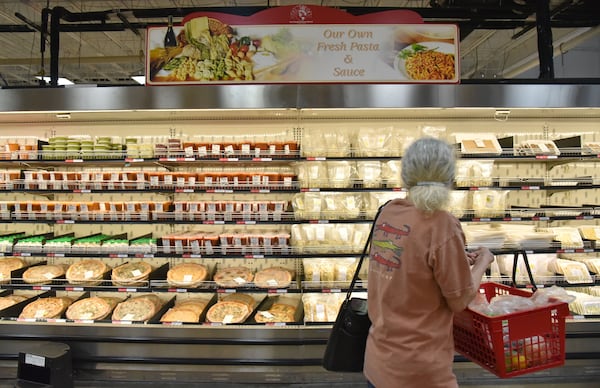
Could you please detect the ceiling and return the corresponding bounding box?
[0,0,598,87]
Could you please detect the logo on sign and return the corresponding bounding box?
[290,4,313,23]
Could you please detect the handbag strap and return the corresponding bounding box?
[345,200,390,301]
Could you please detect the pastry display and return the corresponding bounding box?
[254,302,297,323]
[253,267,293,289]
[112,294,162,321]
[205,293,256,324]
[0,294,28,311]
[66,259,109,286]
[65,296,120,320]
[166,262,208,288]
[160,307,199,323]
[111,261,152,287]
[19,296,73,319]
[174,298,209,316]
[0,257,26,284]
[22,264,66,285]
[213,266,254,288]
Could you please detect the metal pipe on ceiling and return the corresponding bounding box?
[502,25,600,78]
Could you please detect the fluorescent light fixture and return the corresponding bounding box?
[131,76,146,85]
[35,76,74,85]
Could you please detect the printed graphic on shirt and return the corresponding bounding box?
[371,222,411,269]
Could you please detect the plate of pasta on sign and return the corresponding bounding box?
[394,42,456,82]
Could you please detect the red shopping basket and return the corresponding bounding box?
[453,282,570,378]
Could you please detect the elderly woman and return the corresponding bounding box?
[364,137,494,388]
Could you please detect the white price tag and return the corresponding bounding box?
[25,354,45,367]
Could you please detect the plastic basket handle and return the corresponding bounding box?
[511,250,538,292]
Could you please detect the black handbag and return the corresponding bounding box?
[322,203,386,372]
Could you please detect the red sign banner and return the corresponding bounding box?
[146,5,459,85]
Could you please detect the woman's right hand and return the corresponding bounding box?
[467,247,494,268]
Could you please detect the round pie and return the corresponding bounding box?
[112,294,161,321]
[166,263,208,288]
[66,259,109,286]
[206,301,250,324]
[255,303,297,323]
[65,296,119,320]
[160,307,199,323]
[205,293,256,324]
[19,296,73,319]
[253,267,293,289]
[221,293,255,309]
[175,299,208,316]
[0,295,28,311]
[213,266,254,288]
[111,261,152,287]
[22,264,66,285]
[0,258,26,284]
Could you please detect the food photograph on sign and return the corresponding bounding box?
[146,16,458,85]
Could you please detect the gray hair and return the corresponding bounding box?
[401,137,455,212]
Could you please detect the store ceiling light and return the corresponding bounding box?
[35,76,74,85]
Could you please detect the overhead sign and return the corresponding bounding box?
[145,5,459,85]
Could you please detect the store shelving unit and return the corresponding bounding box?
[0,83,599,386]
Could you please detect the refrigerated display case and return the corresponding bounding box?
[0,83,599,386]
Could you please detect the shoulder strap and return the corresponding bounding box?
[345,200,391,301]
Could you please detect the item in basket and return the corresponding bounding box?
[454,283,569,378]
[111,294,162,321]
[253,267,293,288]
[213,266,254,288]
[0,257,26,283]
[22,264,66,284]
[0,294,28,310]
[111,261,152,287]
[254,302,297,323]
[19,296,73,319]
[66,259,109,286]
[166,262,208,288]
[205,293,255,324]
[65,296,120,320]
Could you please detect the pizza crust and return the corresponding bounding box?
[111,261,152,287]
[19,296,73,319]
[166,263,208,288]
[65,296,115,320]
[253,267,293,288]
[0,258,26,284]
[255,303,297,323]
[160,307,199,323]
[22,264,66,285]
[206,300,250,324]
[66,259,109,286]
[213,266,254,288]
[112,294,162,321]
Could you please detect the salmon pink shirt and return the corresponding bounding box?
[364,199,474,388]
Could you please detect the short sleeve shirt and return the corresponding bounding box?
[363,199,473,388]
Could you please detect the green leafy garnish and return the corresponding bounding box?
[398,43,430,60]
